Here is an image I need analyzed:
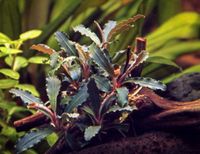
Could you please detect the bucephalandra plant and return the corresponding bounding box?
[10,14,167,153]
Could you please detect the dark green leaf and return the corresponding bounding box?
[84,125,101,141]
[103,20,117,42]
[123,51,148,78]
[111,50,126,64]
[87,79,100,114]
[82,106,95,117]
[75,43,89,61]
[106,105,133,114]
[55,31,77,56]
[9,89,42,105]
[107,14,145,41]
[124,77,166,91]
[100,94,117,116]
[73,25,100,45]
[60,95,71,106]
[92,75,111,93]
[63,56,82,81]
[89,43,114,76]
[16,127,54,153]
[50,53,59,67]
[116,87,129,107]
[49,53,62,75]
[65,83,89,112]
[46,77,61,112]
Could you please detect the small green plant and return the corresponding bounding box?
[0,30,46,95]
[10,15,166,153]
[0,30,45,154]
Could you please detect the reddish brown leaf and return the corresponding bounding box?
[31,44,55,55]
[107,14,145,41]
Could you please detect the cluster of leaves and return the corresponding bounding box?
[0,30,46,154]
[10,15,167,153]
[0,90,27,154]
[145,12,200,81]
[1,0,200,82]
[0,30,44,95]
[1,1,200,153]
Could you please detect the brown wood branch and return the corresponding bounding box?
[135,88,200,130]
[14,112,49,131]
[153,103,200,120]
[138,88,200,110]
[14,88,200,131]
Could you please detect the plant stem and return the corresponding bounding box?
[94,20,105,44]
[11,55,16,70]
[118,37,146,83]
[122,46,131,74]
[14,112,49,131]
[98,90,115,122]
[11,42,21,70]
[28,103,59,128]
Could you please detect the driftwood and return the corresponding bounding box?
[134,88,200,131]
[14,87,200,131]
[13,87,200,154]
[14,112,49,131]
